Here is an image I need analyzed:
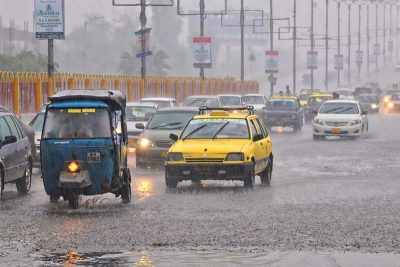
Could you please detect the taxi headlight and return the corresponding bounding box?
[314,119,324,125]
[225,153,244,161]
[388,102,395,109]
[351,119,362,125]
[384,96,391,104]
[68,161,80,173]
[138,137,153,148]
[167,152,184,161]
[371,103,378,109]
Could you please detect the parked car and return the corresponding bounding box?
[313,100,368,140]
[28,104,47,168]
[182,95,222,108]
[218,94,244,107]
[262,95,303,132]
[165,106,273,189]
[126,102,158,151]
[356,94,380,113]
[0,110,33,195]
[242,94,268,110]
[140,97,178,108]
[135,107,198,168]
[304,93,334,123]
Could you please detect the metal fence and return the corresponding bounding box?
[0,72,259,114]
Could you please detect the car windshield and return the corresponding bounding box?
[319,103,360,114]
[141,100,170,108]
[43,108,112,139]
[242,96,264,104]
[337,90,352,96]
[29,113,45,132]
[358,95,379,103]
[183,98,219,108]
[299,94,309,100]
[219,96,242,106]
[355,87,372,95]
[307,96,333,106]
[392,94,400,100]
[181,118,249,139]
[146,111,197,130]
[126,106,156,121]
[266,99,298,110]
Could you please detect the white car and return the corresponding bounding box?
[313,100,368,140]
[140,97,178,108]
[242,94,268,110]
[336,88,354,100]
[218,94,245,107]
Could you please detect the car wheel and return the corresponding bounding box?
[68,190,79,209]
[50,195,60,203]
[16,161,32,195]
[260,158,272,186]
[243,164,254,188]
[121,169,132,204]
[165,173,178,189]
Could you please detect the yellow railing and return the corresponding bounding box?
[0,72,259,114]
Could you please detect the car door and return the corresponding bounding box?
[254,118,270,171]
[249,118,265,174]
[10,116,30,176]
[4,116,28,179]
[0,116,18,182]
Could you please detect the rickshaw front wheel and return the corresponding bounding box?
[68,190,79,209]
[50,196,60,203]
[121,169,132,204]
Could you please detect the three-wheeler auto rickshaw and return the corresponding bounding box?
[40,90,131,208]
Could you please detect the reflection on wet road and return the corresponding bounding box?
[1,114,400,266]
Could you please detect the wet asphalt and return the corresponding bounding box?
[1,113,400,266]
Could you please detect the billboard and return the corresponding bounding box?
[334,54,343,70]
[34,0,65,39]
[265,51,279,73]
[307,51,318,69]
[193,37,212,68]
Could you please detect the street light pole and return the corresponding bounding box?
[367,3,370,75]
[337,1,341,87]
[347,3,351,86]
[383,4,386,66]
[293,0,297,95]
[269,0,274,95]
[390,3,393,61]
[357,4,361,82]
[199,0,205,79]
[397,5,399,63]
[311,0,314,90]
[240,0,244,82]
[140,0,146,81]
[376,3,379,70]
[325,0,329,91]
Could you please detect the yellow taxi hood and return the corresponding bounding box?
[171,139,251,154]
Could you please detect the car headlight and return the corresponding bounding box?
[388,102,395,109]
[351,119,362,125]
[225,152,244,161]
[138,137,153,148]
[166,152,184,161]
[371,103,378,109]
[314,119,324,125]
[384,96,391,104]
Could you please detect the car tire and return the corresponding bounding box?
[68,190,79,209]
[16,161,32,195]
[243,164,255,188]
[165,173,178,189]
[121,169,132,204]
[50,195,60,203]
[260,158,272,186]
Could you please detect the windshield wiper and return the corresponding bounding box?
[212,121,230,140]
[183,124,207,140]
[150,122,182,130]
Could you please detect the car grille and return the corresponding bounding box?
[156,140,174,148]
[325,121,349,126]
[185,158,225,163]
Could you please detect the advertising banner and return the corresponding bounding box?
[34,0,65,39]
[193,37,212,68]
[265,51,279,74]
[135,28,152,58]
[334,54,344,70]
[355,50,363,64]
[307,51,318,69]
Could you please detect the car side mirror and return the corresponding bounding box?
[169,133,178,142]
[252,134,263,142]
[3,135,17,146]
[135,123,145,130]
[362,110,368,115]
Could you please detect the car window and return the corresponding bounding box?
[147,111,197,130]
[11,116,25,139]
[319,103,360,114]
[267,99,298,110]
[126,106,156,121]
[183,98,219,108]
[0,117,12,142]
[255,118,268,138]
[29,113,45,132]
[249,119,259,137]
[4,116,21,140]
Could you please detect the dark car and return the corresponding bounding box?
[262,96,304,132]
[357,94,380,113]
[135,107,198,168]
[0,111,33,195]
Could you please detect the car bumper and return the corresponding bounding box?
[165,163,253,181]
[265,118,297,127]
[313,124,363,137]
[136,147,169,165]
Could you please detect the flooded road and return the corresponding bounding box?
[1,113,400,266]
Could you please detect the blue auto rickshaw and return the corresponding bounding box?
[40,90,131,208]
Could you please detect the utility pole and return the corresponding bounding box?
[270,0,274,95]
[347,3,351,86]
[357,4,361,82]
[200,0,205,79]
[397,5,399,63]
[293,0,297,95]
[383,4,386,66]
[140,0,146,81]
[337,1,341,87]
[376,3,378,70]
[390,3,393,62]
[311,0,314,90]
[325,0,329,91]
[240,0,244,82]
[48,39,54,78]
[367,3,370,75]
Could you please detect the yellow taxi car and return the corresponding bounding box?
[165,106,273,189]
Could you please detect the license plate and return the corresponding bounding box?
[87,152,101,163]
[196,166,210,173]
[331,128,341,134]
[160,151,167,158]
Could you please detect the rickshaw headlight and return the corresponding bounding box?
[138,137,153,148]
[68,161,80,173]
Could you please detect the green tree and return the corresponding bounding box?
[0,51,52,72]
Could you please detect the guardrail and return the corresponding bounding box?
[0,72,259,114]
